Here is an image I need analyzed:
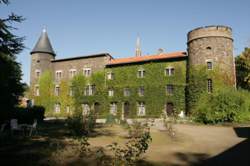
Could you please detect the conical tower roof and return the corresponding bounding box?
[31,29,56,56]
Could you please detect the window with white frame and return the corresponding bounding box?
[55,85,60,96]
[137,69,145,78]
[108,88,114,97]
[110,102,117,115]
[66,106,71,114]
[69,86,73,96]
[54,103,61,113]
[69,69,77,78]
[82,103,90,116]
[35,69,41,78]
[107,72,114,80]
[124,88,130,97]
[83,68,91,77]
[137,102,146,116]
[165,67,175,76]
[166,84,174,95]
[56,70,62,80]
[34,85,39,96]
[138,86,144,96]
[84,84,95,96]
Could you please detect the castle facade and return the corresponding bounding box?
[30,25,236,118]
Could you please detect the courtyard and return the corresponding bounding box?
[0,120,249,166]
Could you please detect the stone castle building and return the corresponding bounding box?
[30,25,236,118]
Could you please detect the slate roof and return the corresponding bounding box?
[30,29,56,56]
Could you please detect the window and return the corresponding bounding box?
[110,102,117,115]
[124,88,130,97]
[34,85,39,96]
[107,72,114,80]
[108,88,114,97]
[84,84,95,96]
[166,84,174,95]
[55,85,60,96]
[82,104,90,116]
[138,86,144,96]
[56,70,62,80]
[137,102,145,116]
[69,69,77,78]
[207,61,213,70]
[66,106,71,114]
[83,68,91,77]
[207,79,213,93]
[35,69,41,78]
[165,67,175,76]
[54,103,60,113]
[137,69,145,78]
[69,87,73,96]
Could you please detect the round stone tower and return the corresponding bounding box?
[30,29,56,87]
[187,25,236,87]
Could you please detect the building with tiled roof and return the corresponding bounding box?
[30,25,236,118]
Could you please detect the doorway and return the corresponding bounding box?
[123,102,130,118]
[166,102,174,116]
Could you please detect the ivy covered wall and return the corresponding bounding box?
[105,58,187,118]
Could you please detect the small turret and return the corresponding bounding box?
[30,28,56,88]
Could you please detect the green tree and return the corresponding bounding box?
[0,0,25,121]
[236,47,250,90]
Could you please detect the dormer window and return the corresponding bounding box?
[137,69,145,78]
[83,68,91,77]
[165,67,174,76]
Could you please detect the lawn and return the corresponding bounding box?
[0,119,249,166]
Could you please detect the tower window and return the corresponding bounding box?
[207,61,213,70]
[206,46,212,50]
[138,86,144,96]
[165,67,175,76]
[166,84,174,95]
[207,79,213,93]
[34,85,39,96]
[137,69,145,78]
[35,69,41,78]
[83,68,91,77]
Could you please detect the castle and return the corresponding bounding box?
[30,25,236,118]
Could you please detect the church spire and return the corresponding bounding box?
[135,35,142,57]
[31,28,56,56]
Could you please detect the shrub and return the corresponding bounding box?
[105,114,116,125]
[193,87,250,124]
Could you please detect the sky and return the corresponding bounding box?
[1,0,250,84]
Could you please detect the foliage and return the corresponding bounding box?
[236,47,250,91]
[128,120,148,138]
[193,87,250,124]
[106,60,186,118]
[33,71,55,116]
[10,106,45,124]
[105,114,116,125]
[108,123,152,165]
[0,0,25,122]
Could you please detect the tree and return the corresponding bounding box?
[0,0,25,121]
[236,47,250,90]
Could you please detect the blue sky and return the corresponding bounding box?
[1,0,250,84]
